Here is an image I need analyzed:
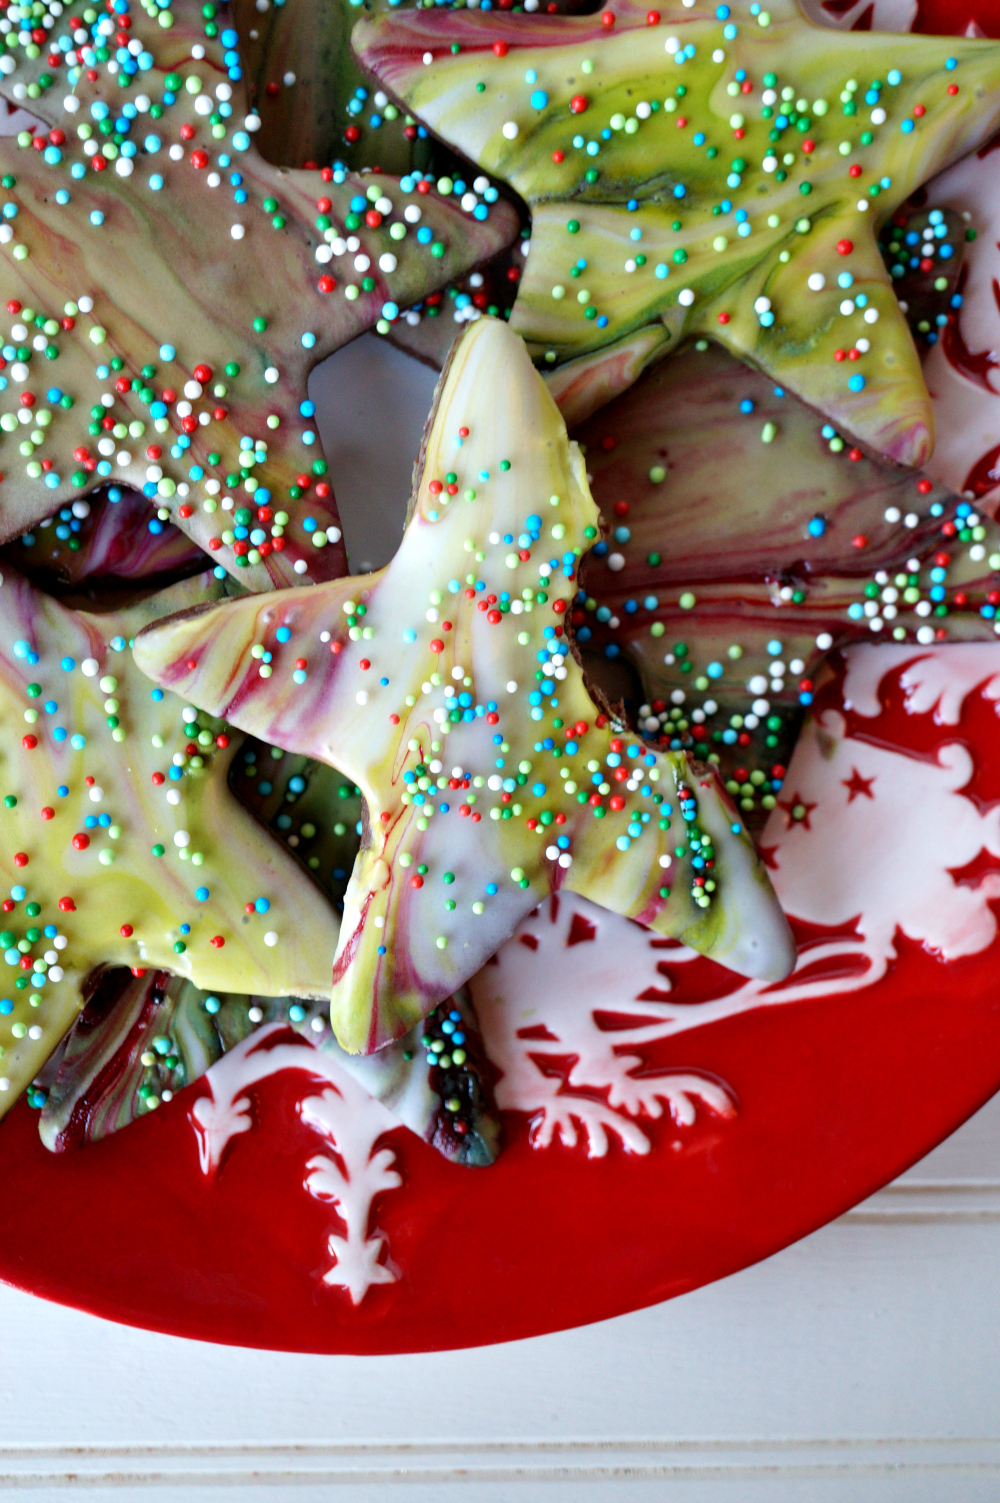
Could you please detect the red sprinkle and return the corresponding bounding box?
[120,924,133,938]
[72,833,90,850]
[570,94,588,114]
[58,897,75,912]
[210,935,225,948]
[917,478,933,494]
[836,239,854,256]
[13,852,27,867]
[40,807,53,821]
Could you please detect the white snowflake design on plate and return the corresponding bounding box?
[185,645,1000,1300]
[191,1027,401,1304]
[470,900,736,1159]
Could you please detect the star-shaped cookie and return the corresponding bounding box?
[134,316,794,1055]
[569,340,998,817]
[0,566,341,1115]
[356,0,1000,461]
[0,0,517,587]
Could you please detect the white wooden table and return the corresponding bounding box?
[2,1090,999,1501]
[3,329,998,1502]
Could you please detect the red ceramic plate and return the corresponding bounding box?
[4,643,1000,1352]
[4,0,1000,1354]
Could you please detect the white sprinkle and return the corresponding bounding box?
[658,855,672,868]
[47,966,63,982]
[231,224,245,240]
[173,830,190,848]
[244,113,262,132]
[754,296,771,314]
[81,658,99,677]
[422,50,433,64]
[264,367,279,383]
[293,559,308,574]
[871,107,886,124]
[678,288,695,307]
[263,930,278,947]
[884,506,901,523]
[88,785,103,803]
[356,690,369,705]
[807,272,825,291]
[248,1005,263,1023]
[863,307,879,324]
[857,199,869,212]
[506,680,518,693]
[502,121,519,140]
